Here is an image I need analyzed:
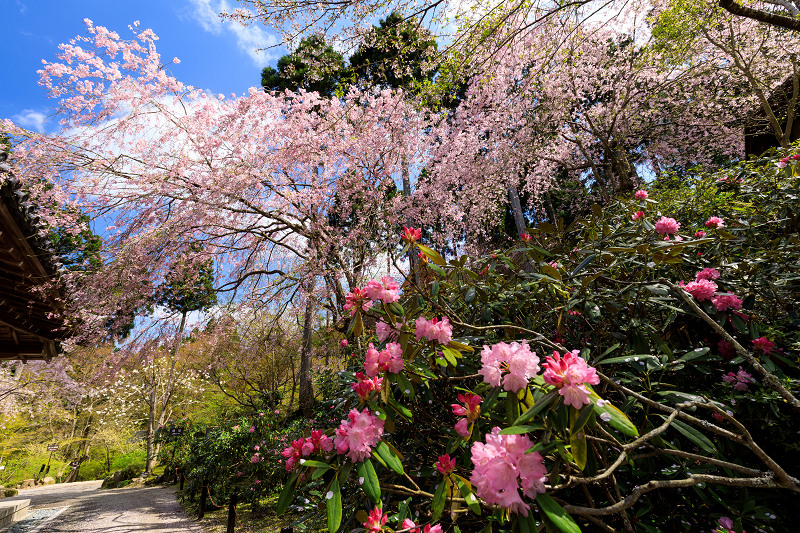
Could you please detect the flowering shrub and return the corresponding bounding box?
[266,147,800,533]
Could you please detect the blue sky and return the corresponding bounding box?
[2,0,286,134]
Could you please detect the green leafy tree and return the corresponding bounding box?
[261,35,346,97]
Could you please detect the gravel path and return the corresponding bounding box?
[3,480,204,533]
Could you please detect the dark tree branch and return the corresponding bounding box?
[719,0,800,32]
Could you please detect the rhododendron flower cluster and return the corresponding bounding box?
[376,320,398,342]
[402,519,443,533]
[634,189,649,200]
[344,287,373,316]
[705,216,725,229]
[435,454,456,475]
[542,350,600,408]
[334,408,384,462]
[694,230,707,238]
[752,337,776,355]
[363,506,388,532]
[280,429,334,471]
[352,372,383,400]
[470,427,547,516]
[520,232,532,242]
[654,216,681,236]
[479,341,540,392]
[415,316,453,345]
[364,342,403,377]
[632,210,644,221]
[452,392,482,437]
[364,276,401,303]
[679,279,718,301]
[722,367,754,391]
[696,268,720,281]
[712,293,743,312]
[401,226,422,244]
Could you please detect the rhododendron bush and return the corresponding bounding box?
[270,149,799,533]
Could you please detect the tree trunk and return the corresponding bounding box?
[507,185,527,236]
[145,385,158,474]
[298,277,316,417]
[401,154,420,285]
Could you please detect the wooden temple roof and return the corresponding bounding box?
[0,149,67,361]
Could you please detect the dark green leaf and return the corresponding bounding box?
[357,460,381,504]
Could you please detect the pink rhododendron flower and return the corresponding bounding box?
[752,337,776,355]
[694,230,707,238]
[695,268,720,281]
[251,453,260,463]
[715,516,745,533]
[520,232,532,242]
[375,320,397,342]
[479,341,540,392]
[705,216,725,229]
[363,506,388,532]
[364,342,404,377]
[680,279,718,301]
[632,210,644,221]
[401,227,422,244]
[415,316,453,345]
[712,293,743,312]
[718,339,735,358]
[364,276,400,303]
[654,216,681,236]
[470,427,547,516]
[542,350,600,408]
[340,339,349,347]
[452,393,482,420]
[402,520,442,533]
[334,408,384,462]
[454,418,471,438]
[309,429,334,453]
[344,287,373,316]
[777,157,790,168]
[249,426,255,433]
[352,372,383,400]
[722,367,754,391]
[634,189,648,200]
[435,454,456,475]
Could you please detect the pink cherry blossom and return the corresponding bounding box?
[705,216,725,229]
[542,350,600,408]
[478,341,540,392]
[752,337,776,355]
[634,190,649,200]
[470,427,547,516]
[334,408,384,462]
[654,216,681,236]
[414,316,453,345]
[680,279,718,301]
[364,276,400,303]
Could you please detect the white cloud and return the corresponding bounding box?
[12,109,48,133]
[187,0,278,68]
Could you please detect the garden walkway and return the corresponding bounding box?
[3,480,203,532]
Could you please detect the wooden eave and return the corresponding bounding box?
[0,162,67,361]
